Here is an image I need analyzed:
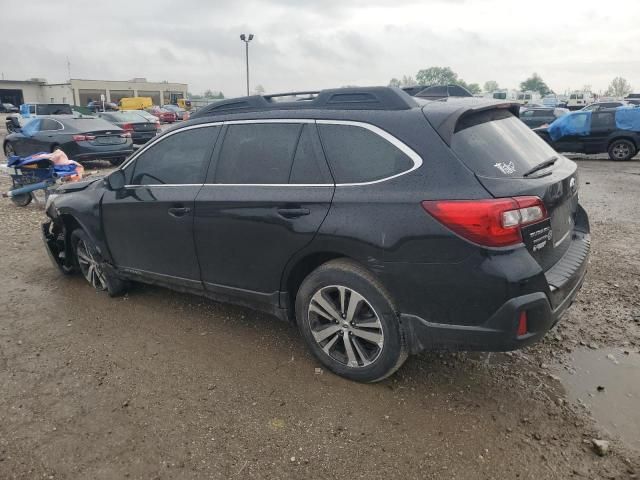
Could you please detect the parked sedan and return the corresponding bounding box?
[97,110,160,145]
[161,104,189,120]
[146,106,177,123]
[87,101,119,113]
[519,107,570,129]
[3,116,133,166]
[0,102,19,113]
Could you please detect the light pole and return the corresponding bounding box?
[240,33,254,96]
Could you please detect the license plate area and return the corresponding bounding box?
[95,136,125,145]
[521,219,553,253]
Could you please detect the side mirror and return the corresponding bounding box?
[106,169,126,190]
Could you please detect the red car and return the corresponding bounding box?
[146,106,177,123]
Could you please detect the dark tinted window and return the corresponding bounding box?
[591,112,615,129]
[289,124,333,184]
[215,123,302,184]
[130,126,218,185]
[317,124,414,183]
[40,119,63,130]
[37,104,72,115]
[451,111,558,178]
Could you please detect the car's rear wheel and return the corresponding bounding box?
[295,259,408,382]
[71,229,127,296]
[608,139,636,161]
[10,192,32,207]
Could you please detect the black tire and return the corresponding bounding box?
[608,139,636,161]
[4,142,16,157]
[70,229,127,297]
[295,259,408,382]
[10,192,32,207]
[109,157,126,166]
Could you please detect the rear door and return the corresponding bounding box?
[193,121,334,305]
[101,125,220,289]
[449,109,580,270]
[584,111,615,153]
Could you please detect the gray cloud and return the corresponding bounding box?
[1,0,638,97]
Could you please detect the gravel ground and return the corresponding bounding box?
[0,131,639,479]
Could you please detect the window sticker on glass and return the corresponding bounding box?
[493,161,516,175]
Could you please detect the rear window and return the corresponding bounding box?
[64,118,120,131]
[102,111,150,123]
[451,110,558,178]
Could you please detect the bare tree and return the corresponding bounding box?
[605,77,632,98]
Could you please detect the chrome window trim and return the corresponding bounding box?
[121,118,423,188]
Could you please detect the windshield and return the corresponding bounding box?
[451,110,558,178]
[36,104,73,115]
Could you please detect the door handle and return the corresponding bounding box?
[168,206,191,217]
[277,207,310,218]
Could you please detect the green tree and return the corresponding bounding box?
[416,66,459,86]
[465,83,481,94]
[605,77,632,97]
[520,73,551,95]
[483,80,499,93]
[388,78,401,87]
[253,84,266,95]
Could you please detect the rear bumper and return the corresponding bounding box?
[401,232,590,354]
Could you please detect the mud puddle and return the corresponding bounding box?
[557,348,640,451]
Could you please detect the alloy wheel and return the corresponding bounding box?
[76,239,106,290]
[307,285,384,368]
[612,143,631,159]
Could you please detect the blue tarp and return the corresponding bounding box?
[548,111,592,141]
[548,106,640,141]
[7,154,78,178]
[615,106,640,131]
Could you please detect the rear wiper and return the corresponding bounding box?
[523,156,558,177]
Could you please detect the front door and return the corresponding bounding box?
[102,125,221,289]
[193,121,334,305]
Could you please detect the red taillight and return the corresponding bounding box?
[421,196,548,247]
[121,122,134,132]
[516,311,528,337]
[72,134,96,142]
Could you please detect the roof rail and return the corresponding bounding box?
[190,87,418,118]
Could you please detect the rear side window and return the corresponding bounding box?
[40,119,63,130]
[317,124,414,183]
[130,126,219,185]
[215,123,302,184]
[591,112,615,129]
[451,110,558,178]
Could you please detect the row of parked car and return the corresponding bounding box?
[86,101,189,122]
[3,108,163,166]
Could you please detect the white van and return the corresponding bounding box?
[567,91,595,110]
[516,91,541,105]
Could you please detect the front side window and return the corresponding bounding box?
[129,126,219,185]
[215,123,303,184]
[317,124,414,184]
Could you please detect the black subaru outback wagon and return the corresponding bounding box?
[43,87,590,382]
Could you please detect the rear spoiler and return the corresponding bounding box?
[422,100,520,146]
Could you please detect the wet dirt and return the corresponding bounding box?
[557,348,640,451]
[0,142,639,478]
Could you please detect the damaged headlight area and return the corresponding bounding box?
[41,211,75,274]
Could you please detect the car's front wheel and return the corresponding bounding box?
[295,259,408,382]
[4,142,15,157]
[71,229,127,296]
[608,139,636,161]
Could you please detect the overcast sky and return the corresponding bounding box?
[2,0,639,97]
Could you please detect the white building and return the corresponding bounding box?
[0,78,188,107]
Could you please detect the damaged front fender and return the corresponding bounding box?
[42,219,75,274]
